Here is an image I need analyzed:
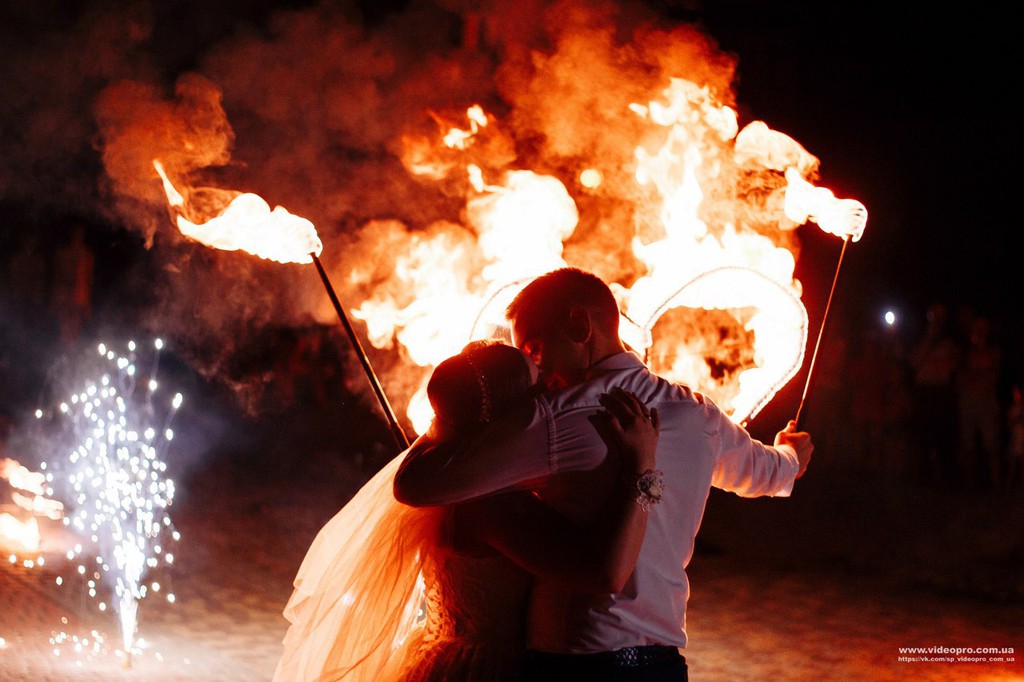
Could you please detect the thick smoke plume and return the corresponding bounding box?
[6,0,780,420]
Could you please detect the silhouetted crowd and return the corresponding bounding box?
[814,301,1023,493]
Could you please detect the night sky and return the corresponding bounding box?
[1,0,1021,424]
[694,3,1019,340]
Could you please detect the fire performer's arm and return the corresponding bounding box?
[777,420,813,478]
[711,414,813,497]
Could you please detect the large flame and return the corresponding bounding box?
[152,78,865,434]
[350,163,580,433]
[355,82,864,430]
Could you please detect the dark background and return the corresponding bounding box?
[704,2,1018,338]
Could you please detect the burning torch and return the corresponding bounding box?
[784,169,867,429]
[153,161,410,451]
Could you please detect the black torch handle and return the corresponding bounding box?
[794,235,850,431]
[311,254,410,451]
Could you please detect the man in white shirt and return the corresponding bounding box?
[395,267,814,680]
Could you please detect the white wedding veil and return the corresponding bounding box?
[273,451,443,681]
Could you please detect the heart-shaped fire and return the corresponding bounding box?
[467,265,806,426]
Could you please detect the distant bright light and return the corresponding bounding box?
[884,310,896,326]
[579,168,602,189]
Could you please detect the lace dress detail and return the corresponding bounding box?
[397,541,531,681]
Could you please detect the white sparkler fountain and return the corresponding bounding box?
[41,338,182,666]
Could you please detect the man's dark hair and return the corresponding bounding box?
[506,267,620,335]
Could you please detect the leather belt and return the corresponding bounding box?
[527,644,683,669]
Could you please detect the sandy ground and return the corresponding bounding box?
[685,555,1022,681]
[2,426,1021,681]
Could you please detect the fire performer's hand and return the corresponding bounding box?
[775,420,813,479]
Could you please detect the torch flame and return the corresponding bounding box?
[11,492,64,520]
[1,458,64,520]
[1,458,59,553]
[1,458,47,495]
[784,168,867,242]
[153,160,323,264]
[0,515,40,553]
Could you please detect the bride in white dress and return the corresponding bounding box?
[273,341,658,681]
